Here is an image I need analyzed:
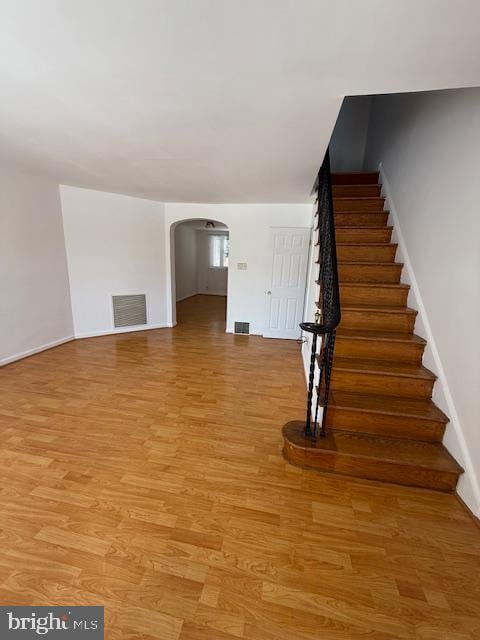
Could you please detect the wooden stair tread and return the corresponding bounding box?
[319,281,408,287]
[329,391,447,423]
[335,228,393,243]
[337,260,403,267]
[340,282,409,289]
[337,225,392,230]
[334,213,389,228]
[334,197,384,203]
[339,283,411,306]
[331,172,379,185]
[339,304,417,315]
[337,242,397,247]
[334,209,390,218]
[317,241,396,248]
[332,356,436,381]
[316,213,390,230]
[340,260,403,268]
[336,328,426,344]
[299,429,463,473]
[332,184,380,188]
[332,184,381,197]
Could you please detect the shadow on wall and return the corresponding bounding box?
[329,95,373,172]
[171,218,229,324]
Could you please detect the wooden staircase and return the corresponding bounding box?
[284,171,463,491]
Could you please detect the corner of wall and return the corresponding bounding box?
[57,183,75,336]
[379,162,480,517]
[0,169,75,365]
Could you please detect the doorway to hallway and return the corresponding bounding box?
[172,219,229,329]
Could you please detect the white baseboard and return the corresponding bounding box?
[225,329,262,336]
[75,323,171,339]
[1,322,175,364]
[379,162,480,516]
[0,336,75,367]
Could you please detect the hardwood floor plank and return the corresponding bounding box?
[34,525,112,557]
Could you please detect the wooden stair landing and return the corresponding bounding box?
[283,421,463,491]
[283,170,463,491]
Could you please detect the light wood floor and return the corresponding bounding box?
[0,294,479,639]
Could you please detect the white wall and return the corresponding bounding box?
[60,186,166,337]
[0,167,73,365]
[363,88,480,516]
[330,96,372,172]
[165,204,312,333]
[174,222,198,301]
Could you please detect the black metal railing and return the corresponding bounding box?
[300,148,341,439]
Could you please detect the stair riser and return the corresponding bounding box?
[326,407,445,442]
[332,185,381,198]
[335,213,389,227]
[331,172,379,185]
[331,370,434,398]
[335,337,424,363]
[337,245,397,263]
[339,263,402,284]
[339,310,416,333]
[335,228,392,243]
[340,284,408,307]
[343,460,458,491]
[334,198,385,212]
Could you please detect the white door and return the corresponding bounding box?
[264,227,310,339]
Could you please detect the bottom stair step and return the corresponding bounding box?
[282,422,463,491]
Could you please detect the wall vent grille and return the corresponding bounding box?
[234,321,250,335]
[112,294,147,328]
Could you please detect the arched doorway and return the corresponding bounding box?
[169,218,229,329]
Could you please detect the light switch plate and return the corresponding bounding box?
[237,262,247,270]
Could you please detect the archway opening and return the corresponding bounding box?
[170,218,229,330]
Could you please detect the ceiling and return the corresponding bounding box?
[1,0,479,203]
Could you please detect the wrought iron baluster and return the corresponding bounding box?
[299,147,341,441]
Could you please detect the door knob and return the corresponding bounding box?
[266,291,272,295]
